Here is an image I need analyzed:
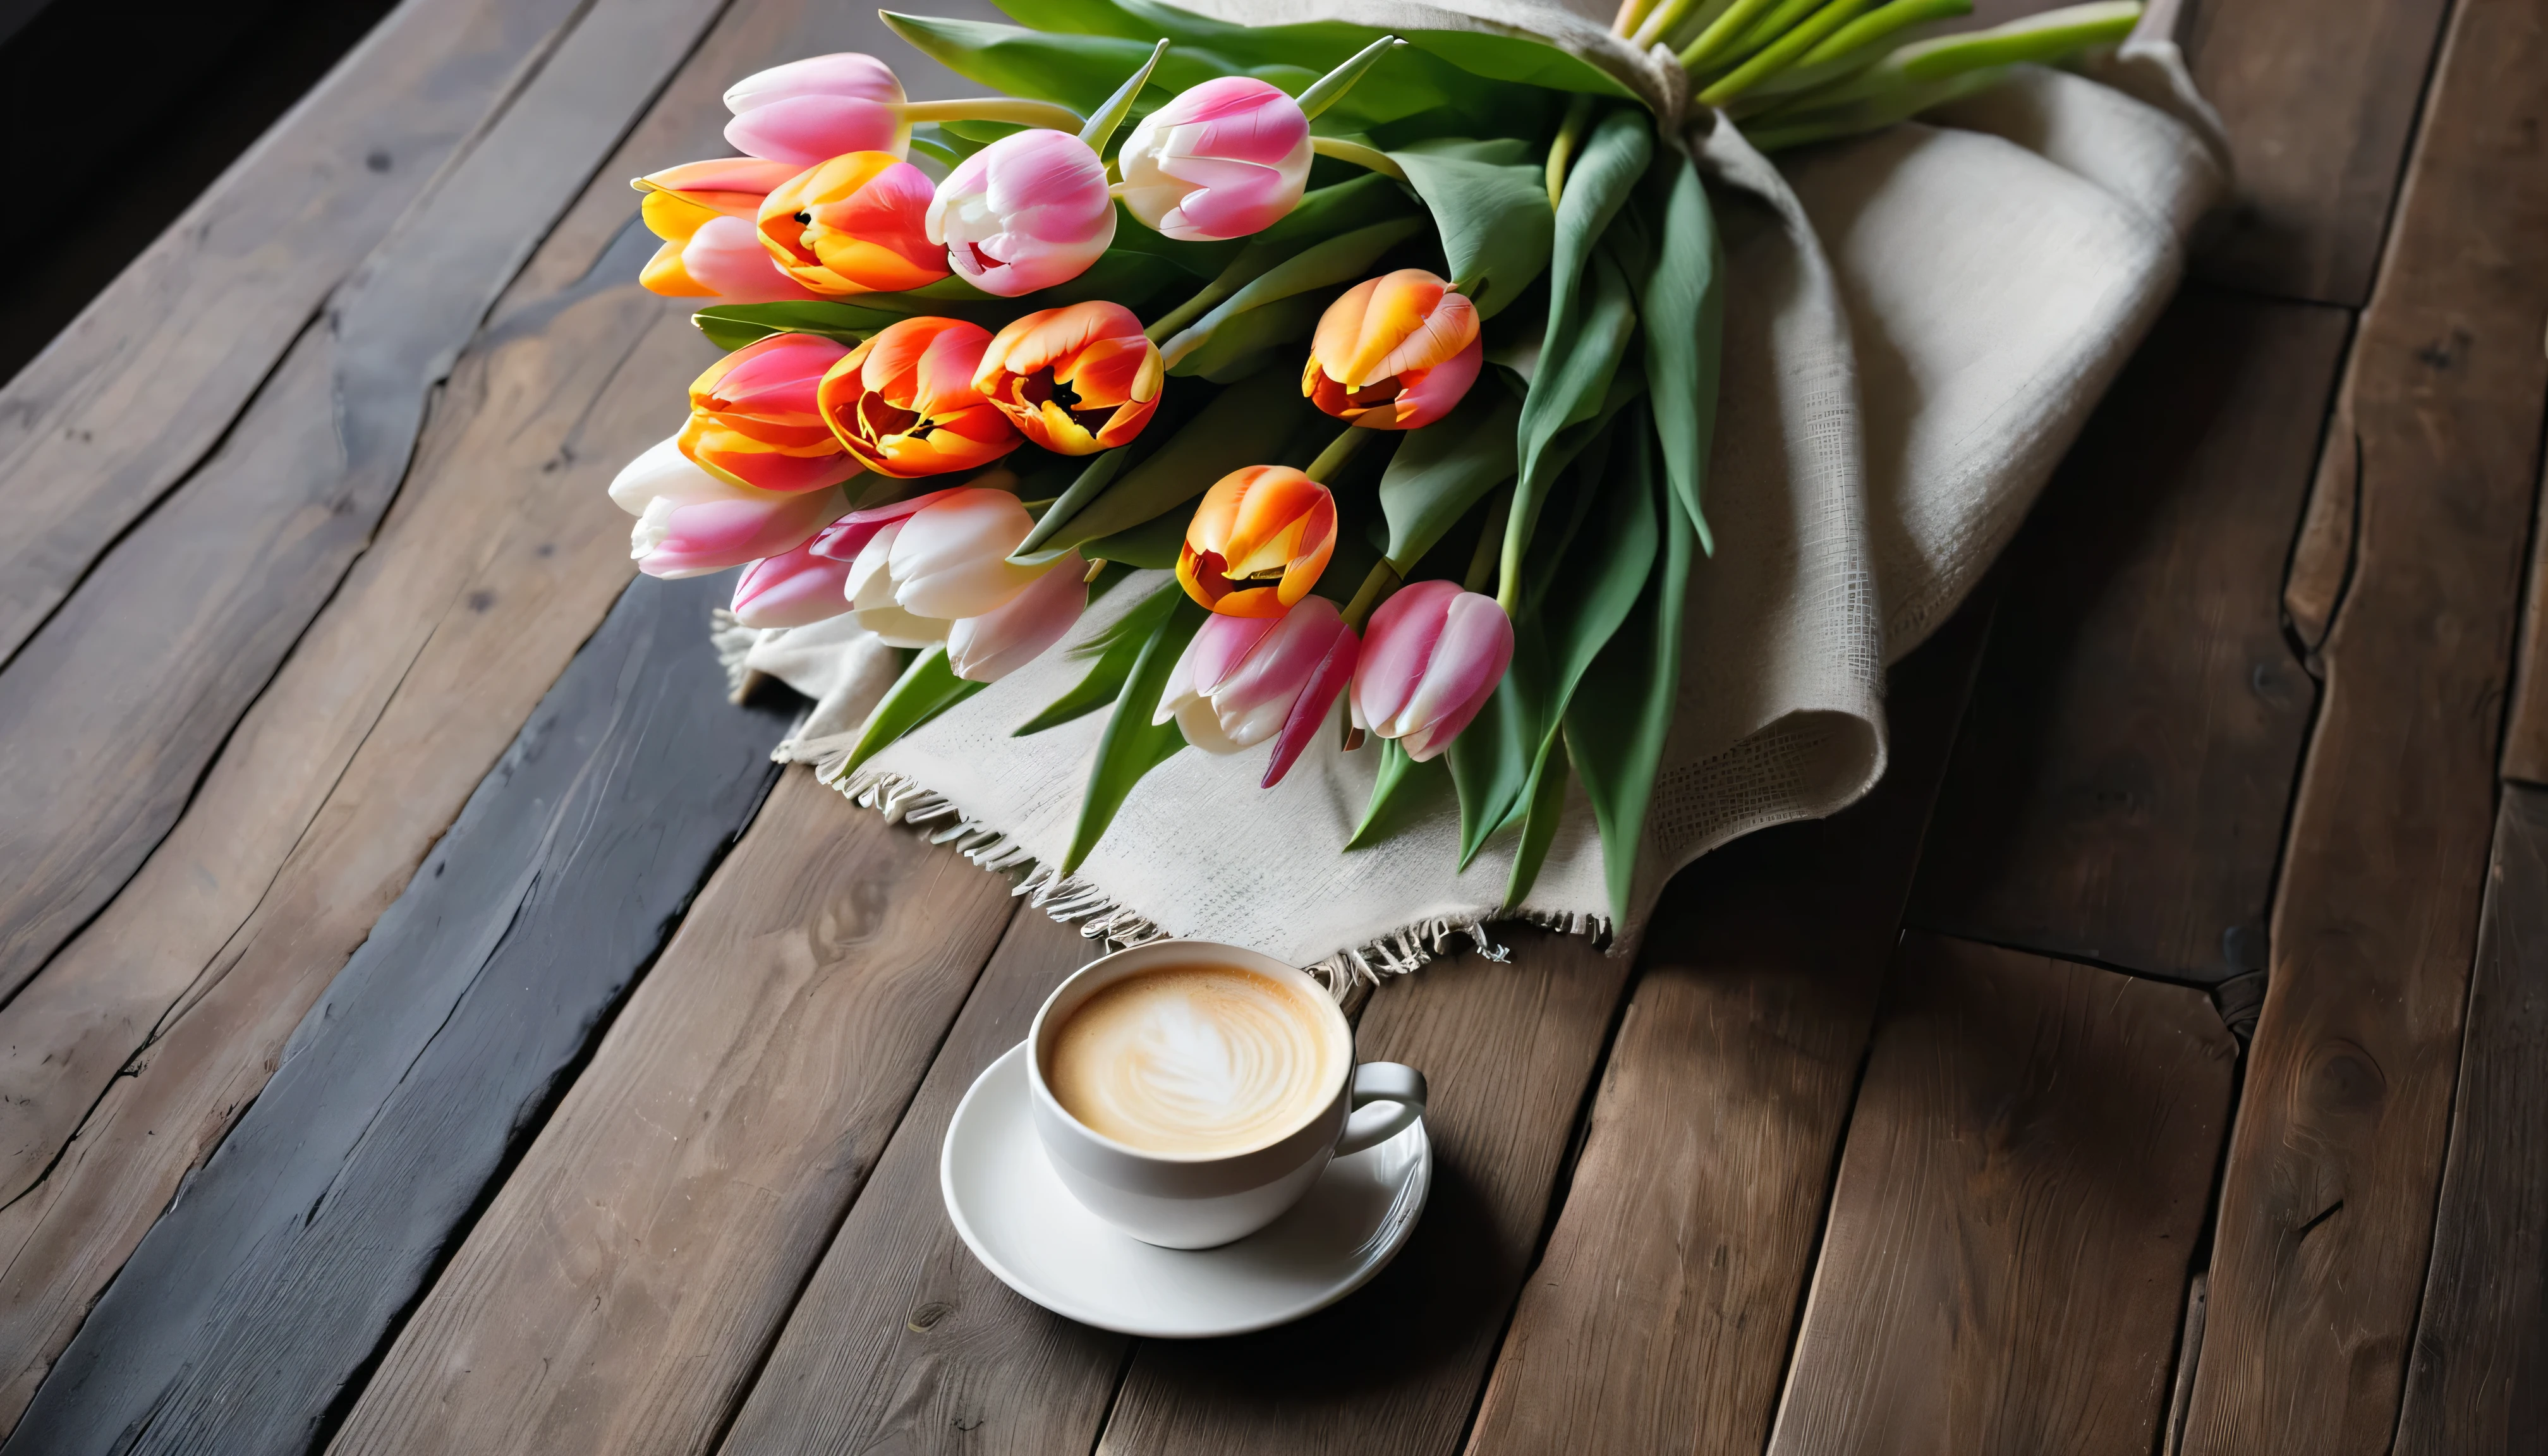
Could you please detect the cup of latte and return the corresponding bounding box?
[1026,940,1428,1249]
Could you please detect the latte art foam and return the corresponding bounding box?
[1046,965,1342,1156]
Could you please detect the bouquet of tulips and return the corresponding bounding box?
[608,0,2144,918]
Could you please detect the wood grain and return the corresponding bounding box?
[2180,0,2548,1447]
[4,572,791,1456]
[0,0,583,662]
[2390,785,2548,1454]
[1907,289,2340,983]
[715,911,1121,1456]
[0,0,732,1005]
[2185,0,2450,305]
[1764,934,2233,1455]
[1091,928,1632,1456]
[324,777,1017,1456]
[2498,466,2548,784]
[1462,595,1993,1456]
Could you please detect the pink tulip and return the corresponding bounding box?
[947,555,1089,682]
[731,537,855,628]
[723,53,908,165]
[1350,580,1513,761]
[926,129,1116,298]
[809,487,962,646]
[610,435,847,578]
[1117,78,1313,241]
[1156,596,1360,787]
[680,332,862,494]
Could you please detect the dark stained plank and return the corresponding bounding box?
[3,573,790,1456]
[325,779,1017,1456]
[0,0,734,1006]
[2185,0,2449,305]
[1905,289,2340,983]
[1763,934,2234,1454]
[0,0,583,661]
[1463,594,1992,1456]
[715,911,1121,1456]
[2391,785,2548,1454]
[2179,0,2548,1446]
[0,0,1009,1428]
[1089,928,1631,1456]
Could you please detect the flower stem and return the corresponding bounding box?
[1340,559,1402,631]
[1304,425,1376,483]
[1544,94,1597,208]
[899,98,1087,130]
[1309,136,1409,181]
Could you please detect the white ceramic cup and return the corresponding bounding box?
[1026,939,1428,1250]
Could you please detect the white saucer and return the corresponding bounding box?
[940,1041,1431,1338]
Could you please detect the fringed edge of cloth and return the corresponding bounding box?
[825,765,1615,998]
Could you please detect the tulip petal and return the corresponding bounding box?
[1264,620,1357,787]
[727,95,907,166]
[946,555,1086,682]
[732,538,856,628]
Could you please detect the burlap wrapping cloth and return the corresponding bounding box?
[722,3,2229,981]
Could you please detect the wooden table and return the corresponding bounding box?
[0,0,2539,1450]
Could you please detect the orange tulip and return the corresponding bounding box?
[1302,268,1484,430]
[757,151,949,297]
[677,332,863,494]
[1176,465,1338,618]
[634,158,816,301]
[973,302,1165,456]
[816,317,1022,478]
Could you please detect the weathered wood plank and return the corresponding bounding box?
[2180,0,2548,1445]
[0,241,689,1439]
[2185,0,2449,305]
[715,910,1120,1456]
[0,0,734,1004]
[1907,289,2339,983]
[1463,596,1992,1456]
[2498,473,2548,785]
[0,0,1005,1429]
[0,0,583,661]
[324,779,1017,1456]
[2391,785,2548,1454]
[1089,928,1631,1456]
[1762,934,2233,1454]
[3,573,789,1456]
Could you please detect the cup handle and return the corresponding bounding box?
[1335,1062,1427,1158]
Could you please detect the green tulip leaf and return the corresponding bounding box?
[1012,447,1134,560]
[883,12,1278,115]
[1563,455,1696,923]
[1374,385,1520,569]
[1502,727,1570,907]
[1158,215,1424,369]
[1502,106,1650,609]
[1388,142,1553,320]
[1635,147,1723,553]
[1177,291,1328,381]
[830,646,990,780]
[1014,367,1312,565]
[1064,593,1208,873]
[1344,736,1454,850]
[1016,579,1180,734]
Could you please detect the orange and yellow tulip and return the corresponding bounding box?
[677,332,863,494]
[1176,465,1338,618]
[634,158,817,301]
[1302,269,1484,430]
[816,316,1021,478]
[757,151,948,298]
[973,302,1165,456]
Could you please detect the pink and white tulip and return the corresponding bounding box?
[926,129,1116,297]
[1156,595,1360,786]
[1117,78,1313,241]
[1349,580,1513,761]
[609,437,847,579]
[816,485,1056,645]
[946,555,1088,682]
[731,537,855,628]
[723,53,908,165]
